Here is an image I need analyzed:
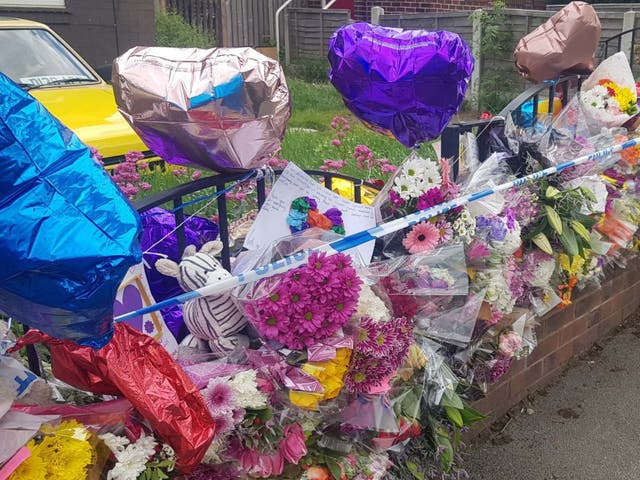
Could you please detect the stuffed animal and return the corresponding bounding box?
[156,241,248,356]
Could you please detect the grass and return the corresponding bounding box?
[282,78,415,174]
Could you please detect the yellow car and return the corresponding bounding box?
[0,17,152,165]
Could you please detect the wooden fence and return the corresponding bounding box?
[165,0,217,35]
[287,7,351,60]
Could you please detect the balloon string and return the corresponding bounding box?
[142,169,258,256]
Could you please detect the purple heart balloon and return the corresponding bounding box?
[328,22,475,148]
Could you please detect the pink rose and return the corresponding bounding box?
[498,331,522,358]
[279,423,307,464]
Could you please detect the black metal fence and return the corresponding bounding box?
[441,75,584,171]
[133,170,380,271]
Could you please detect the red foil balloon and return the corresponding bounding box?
[11,323,215,472]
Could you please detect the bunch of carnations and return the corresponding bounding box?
[243,252,362,350]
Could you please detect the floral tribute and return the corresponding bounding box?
[6,52,640,480]
[243,252,362,350]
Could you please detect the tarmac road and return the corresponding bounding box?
[464,314,640,480]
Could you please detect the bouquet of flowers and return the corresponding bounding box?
[580,52,638,130]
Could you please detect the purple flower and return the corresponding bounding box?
[202,380,234,412]
[476,215,507,242]
[389,190,405,208]
[416,187,444,211]
[488,355,513,383]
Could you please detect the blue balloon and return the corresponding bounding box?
[0,73,142,348]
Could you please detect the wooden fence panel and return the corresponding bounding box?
[167,0,217,36]
[287,8,351,60]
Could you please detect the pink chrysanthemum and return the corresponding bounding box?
[435,219,453,245]
[245,252,361,350]
[345,317,414,393]
[202,380,234,412]
[402,222,439,254]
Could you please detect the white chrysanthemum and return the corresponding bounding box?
[401,156,426,179]
[582,85,608,109]
[106,434,157,480]
[99,432,130,454]
[356,285,390,322]
[421,160,442,187]
[228,370,267,409]
[528,257,556,287]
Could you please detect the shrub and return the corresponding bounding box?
[155,10,214,48]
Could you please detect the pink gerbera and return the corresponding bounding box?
[402,222,439,254]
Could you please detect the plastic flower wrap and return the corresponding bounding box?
[289,347,352,410]
[8,420,96,480]
[580,53,638,130]
[239,250,362,350]
[344,316,414,394]
[371,152,467,257]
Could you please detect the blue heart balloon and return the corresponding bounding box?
[0,73,141,348]
[329,22,475,148]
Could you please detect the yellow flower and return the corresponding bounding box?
[8,445,46,480]
[602,80,637,114]
[558,253,585,276]
[289,390,324,410]
[10,421,95,480]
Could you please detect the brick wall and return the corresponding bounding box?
[471,258,640,432]
[349,0,545,21]
[0,0,155,67]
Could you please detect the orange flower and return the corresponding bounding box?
[307,209,333,230]
[307,466,330,480]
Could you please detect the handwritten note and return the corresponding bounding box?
[244,163,376,263]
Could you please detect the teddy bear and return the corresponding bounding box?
[156,241,248,357]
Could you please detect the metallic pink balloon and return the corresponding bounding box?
[113,47,291,172]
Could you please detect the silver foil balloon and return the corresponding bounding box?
[113,47,291,172]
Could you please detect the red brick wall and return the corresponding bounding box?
[471,258,640,432]
[347,0,546,21]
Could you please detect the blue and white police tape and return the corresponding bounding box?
[114,136,640,323]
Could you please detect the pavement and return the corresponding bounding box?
[464,314,640,480]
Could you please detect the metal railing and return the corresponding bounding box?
[441,75,584,170]
[133,170,380,271]
[601,27,640,70]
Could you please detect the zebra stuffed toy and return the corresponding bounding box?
[156,241,248,356]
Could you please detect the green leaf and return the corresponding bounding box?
[574,212,598,229]
[559,224,579,256]
[579,186,597,204]
[437,435,454,473]
[406,461,425,480]
[545,185,561,199]
[326,459,343,480]
[545,205,563,235]
[440,389,464,410]
[445,406,464,428]
[460,405,487,425]
[570,220,591,244]
[532,232,553,255]
[453,425,461,448]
